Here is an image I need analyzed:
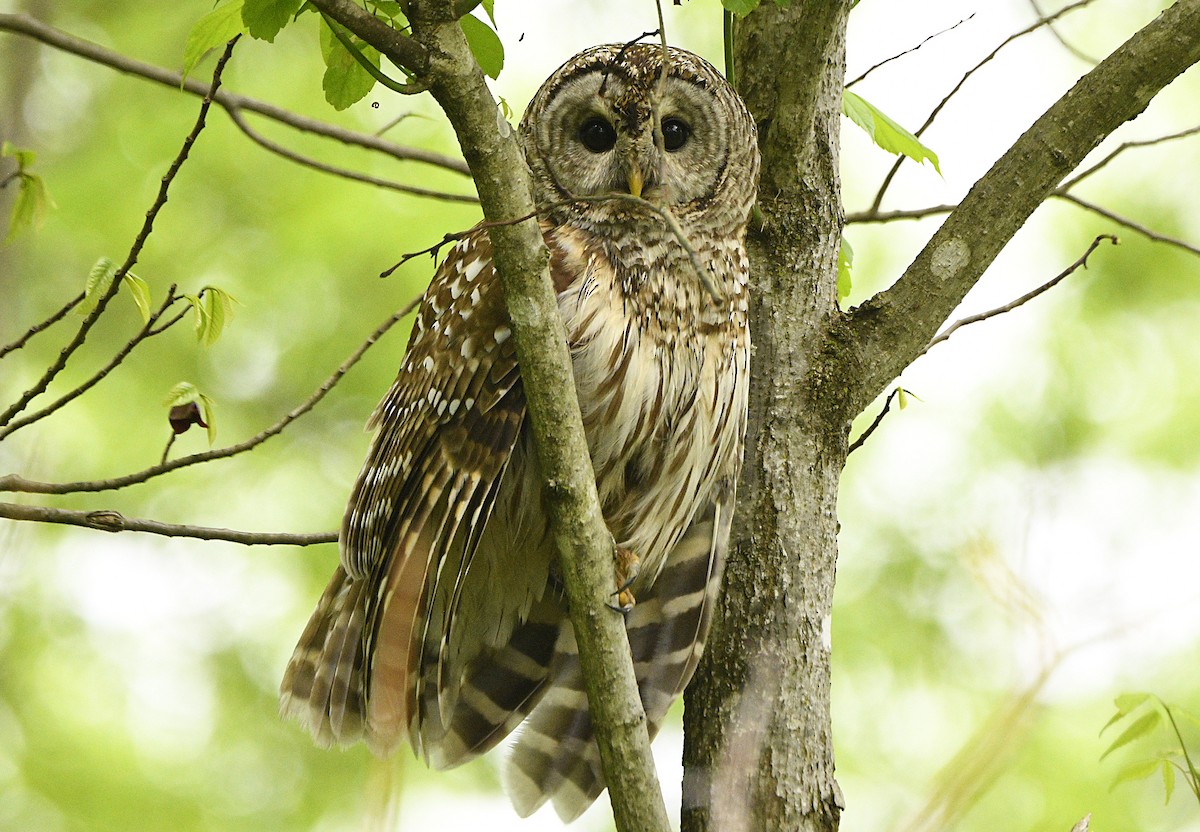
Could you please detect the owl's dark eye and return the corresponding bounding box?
[579,117,617,153]
[661,118,691,152]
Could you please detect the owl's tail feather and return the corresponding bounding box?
[279,566,370,747]
[422,592,568,769]
[503,498,728,822]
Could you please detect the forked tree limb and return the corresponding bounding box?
[840,0,1200,413]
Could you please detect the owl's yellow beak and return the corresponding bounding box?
[627,167,644,199]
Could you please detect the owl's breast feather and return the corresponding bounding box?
[548,226,750,586]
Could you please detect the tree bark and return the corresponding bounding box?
[684,1,1200,831]
[683,2,850,831]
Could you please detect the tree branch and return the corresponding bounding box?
[1052,193,1200,257]
[921,233,1118,357]
[842,0,1200,413]
[0,296,419,496]
[845,203,956,225]
[224,106,477,202]
[846,387,902,455]
[0,14,470,178]
[0,287,186,440]
[310,1,671,829]
[0,501,335,546]
[0,292,85,359]
[865,0,1098,215]
[0,38,237,430]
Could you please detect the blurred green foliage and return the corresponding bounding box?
[1,2,1199,832]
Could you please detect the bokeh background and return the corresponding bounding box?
[1,1,1198,830]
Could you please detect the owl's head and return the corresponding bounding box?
[520,44,759,232]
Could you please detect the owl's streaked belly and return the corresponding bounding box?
[551,227,750,587]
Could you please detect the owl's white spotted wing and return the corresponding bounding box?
[280,227,526,754]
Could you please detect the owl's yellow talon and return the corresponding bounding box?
[611,545,640,612]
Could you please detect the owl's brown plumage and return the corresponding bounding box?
[281,43,758,821]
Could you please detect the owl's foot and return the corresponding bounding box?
[610,545,640,613]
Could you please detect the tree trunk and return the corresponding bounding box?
[684,1,1200,831]
[683,3,850,831]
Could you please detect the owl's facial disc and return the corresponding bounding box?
[527,69,734,210]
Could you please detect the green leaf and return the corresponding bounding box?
[897,388,909,410]
[242,0,303,42]
[460,14,504,79]
[2,141,35,170]
[164,381,201,408]
[182,0,247,81]
[5,174,49,242]
[1103,693,1153,734]
[722,0,760,16]
[319,18,380,109]
[1162,759,1176,804]
[1101,710,1161,761]
[837,235,853,303]
[123,273,152,323]
[480,0,496,26]
[1110,758,1160,790]
[367,0,406,20]
[199,286,237,346]
[198,392,218,446]
[164,383,217,445]
[80,257,118,312]
[842,89,941,173]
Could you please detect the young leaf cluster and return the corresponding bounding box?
[1102,693,1200,809]
[164,381,218,446]
[82,257,151,323]
[2,142,54,243]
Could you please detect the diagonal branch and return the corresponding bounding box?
[0,13,470,177]
[0,501,335,546]
[0,287,186,440]
[1052,193,1200,257]
[866,0,1099,215]
[0,296,419,495]
[840,0,1200,413]
[0,38,237,430]
[0,292,85,359]
[224,106,477,202]
[921,234,1118,357]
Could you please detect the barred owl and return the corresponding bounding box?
[281,43,759,822]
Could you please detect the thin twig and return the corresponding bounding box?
[847,388,901,455]
[845,203,957,225]
[866,0,1098,214]
[1059,124,1200,191]
[1028,0,1099,65]
[1053,194,1200,257]
[0,296,420,495]
[0,14,470,177]
[0,287,186,440]
[0,292,85,359]
[0,38,238,430]
[0,500,335,546]
[846,13,976,89]
[922,234,1118,357]
[380,211,538,276]
[226,107,478,203]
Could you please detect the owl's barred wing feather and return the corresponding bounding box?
[280,229,526,753]
[503,476,737,822]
